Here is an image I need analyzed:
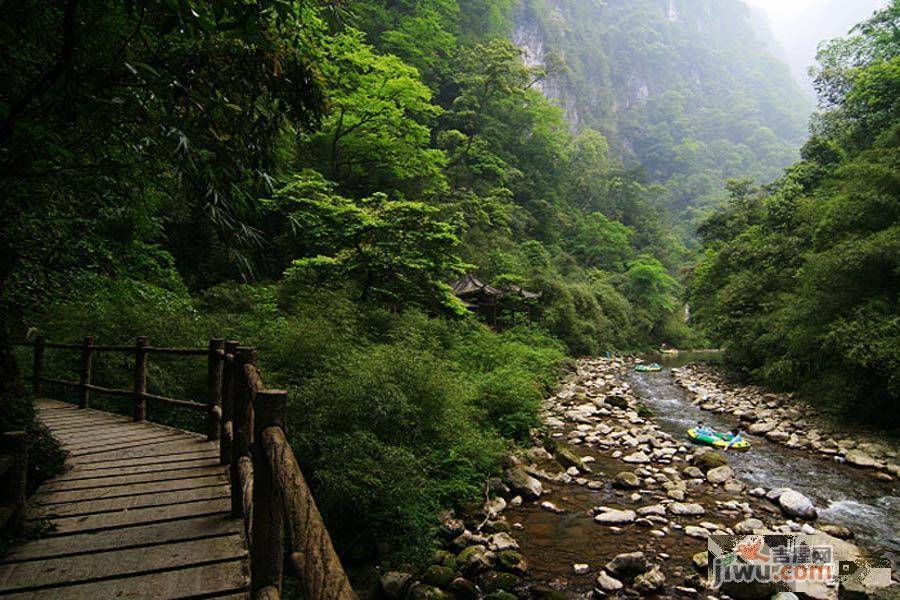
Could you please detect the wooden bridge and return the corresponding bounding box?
[0,337,357,599]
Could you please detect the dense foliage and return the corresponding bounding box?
[0,0,833,564]
[689,1,900,425]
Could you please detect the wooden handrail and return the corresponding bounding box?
[16,335,355,599]
[15,337,224,435]
[223,350,356,599]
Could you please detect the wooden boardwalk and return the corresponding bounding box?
[0,399,250,599]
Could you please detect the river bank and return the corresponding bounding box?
[379,357,897,599]
[672,364,900,481]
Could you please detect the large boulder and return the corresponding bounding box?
[778,489,818,520]
[613,471,641,489]
[604,551,646,577]
[447,578,478,600]
[381,571,412,599]
[554,446,583,470]
[633,565,666,594]
[457,545,495,574]
[734,518,764,534]
[693,450,727,472]
[706,465,735,484]
[422,565,455,589]
[496,550,529,575]
[503,467,542,499]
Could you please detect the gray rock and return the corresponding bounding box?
[504,467,542,499]
[596,571,624,592]
[623,451,651,464]
[668,502,706,516]
[613,471,641,489]
[845,449,880,469]
[633,565,666,594]
[605,551,646,577]
[488,532,519,552]
[684,525,709,538]
[595,508,637,524]
[496,550,529,575]
[636,504,667,516]
[723,478,745,494]
[381,571,412,599]
[778,489,817,520]
[706,465,735,484]
[734,518,764,534]
[457,545,495,574]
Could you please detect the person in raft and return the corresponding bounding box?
[725,429,744,450]
[696,421,712,435]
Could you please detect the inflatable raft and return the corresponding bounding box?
[635,363,663,372]
[687,428,751,451]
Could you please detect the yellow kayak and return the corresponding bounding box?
[687,428,751,452]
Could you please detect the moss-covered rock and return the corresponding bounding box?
[496,549,529,575]
[422,565,455,589]
[481,570,520,593]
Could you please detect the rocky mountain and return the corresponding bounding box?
[511,0,813,230]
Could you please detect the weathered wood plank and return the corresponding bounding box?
[32,486,229,518]
[2,514,242,562]
[36,471,226,498]
[53,457,218,482]
[0,534,246,593]
[51,422,166,443]
[0,558,249,599]
[60,450,218,472]
[63,430,187,454]
[38,497,231,535]
[68,439,215,466]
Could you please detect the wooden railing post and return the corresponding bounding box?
[207,338,224,441]
[231,347,257,518]
[1,431,27,535]
[79,336,93,408]
[252,390,287,595]
[32,336,45,396]
[133,336,148,421]
[221,340,239,466]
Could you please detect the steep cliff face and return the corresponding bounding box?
[512,0,812,224]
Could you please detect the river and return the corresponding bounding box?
[504,354,898,596]
[629,366,900,563]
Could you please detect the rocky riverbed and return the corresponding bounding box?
[672,364,900,480]
[378,358,898,600]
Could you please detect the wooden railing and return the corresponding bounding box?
[14,337,356,600]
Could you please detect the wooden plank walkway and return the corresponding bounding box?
[0,399,250,599]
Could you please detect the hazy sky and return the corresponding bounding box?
[744,0,887,95]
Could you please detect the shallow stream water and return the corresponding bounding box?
[506,356,898,596]
[629,368,900,562]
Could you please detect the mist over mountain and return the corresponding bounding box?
[512,0,813,231]
[747,0,886,97]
